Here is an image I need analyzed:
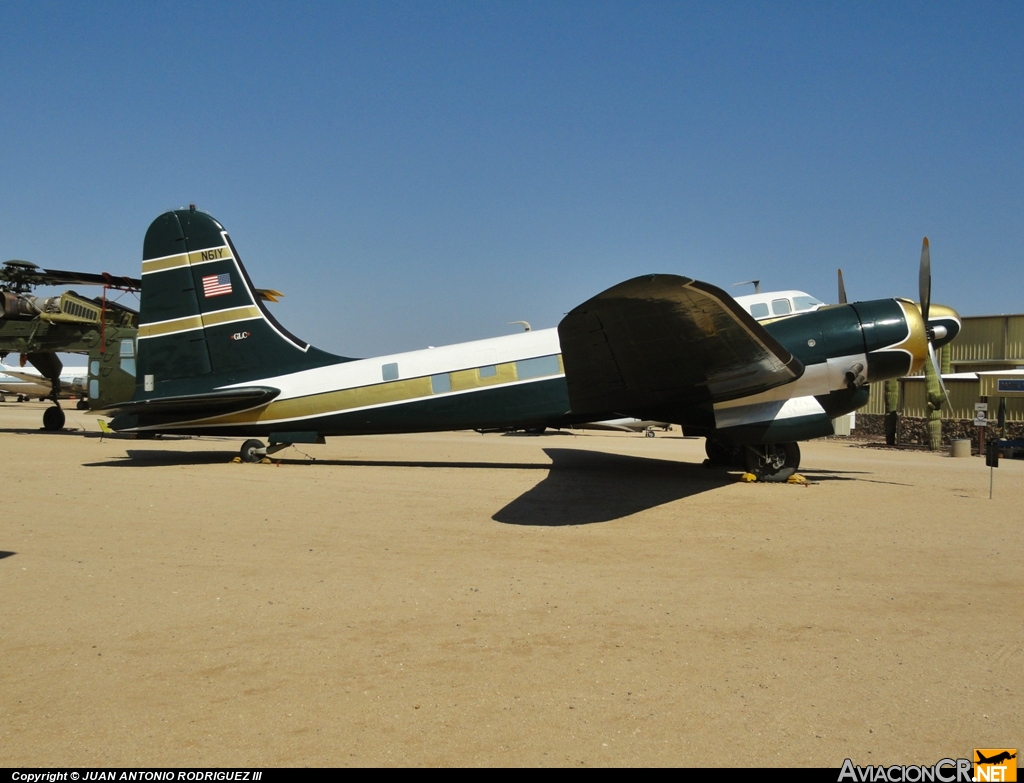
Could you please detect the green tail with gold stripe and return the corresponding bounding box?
[136,208,346,401]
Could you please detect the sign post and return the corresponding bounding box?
[975,401,988,457]
[985,439,999,499]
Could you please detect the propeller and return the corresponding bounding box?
[837,268,847,304]
[918,237,948,400]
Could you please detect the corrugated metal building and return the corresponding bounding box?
[863,313,1024,422]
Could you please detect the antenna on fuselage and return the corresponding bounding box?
[732,280,761,294]
[508,321,532,332]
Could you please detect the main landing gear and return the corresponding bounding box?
[705,438,744,468]
[705,438,802,482]
[42,405,65,431]
[743,442,801,482]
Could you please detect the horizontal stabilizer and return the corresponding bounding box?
[109,386,280,417]
[558,275,803,418]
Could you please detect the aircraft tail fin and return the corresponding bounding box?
[135,208,344,399]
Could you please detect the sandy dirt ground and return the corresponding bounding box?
[0,402,1020,767]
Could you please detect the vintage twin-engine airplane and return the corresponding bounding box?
[108,208,961,480]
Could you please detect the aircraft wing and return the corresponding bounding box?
[557,274,804,418]
[0,366,54,388]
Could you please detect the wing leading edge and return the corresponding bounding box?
[557,274,804,419]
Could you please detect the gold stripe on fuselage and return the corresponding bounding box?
[155,358,564,429]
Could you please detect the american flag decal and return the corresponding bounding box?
[202,273,232,298]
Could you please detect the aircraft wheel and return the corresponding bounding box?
[0,395,5,402]
[240,439,266,463]
[705,437,742,467]
[645,428,655,438]
[744,442,800,482]
[43,406,66,431]
[77,399,89,410]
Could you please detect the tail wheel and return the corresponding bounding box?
[77,399,89,410]
[240,439,266,463]
[42,406,66,431]
[744,442,800,482]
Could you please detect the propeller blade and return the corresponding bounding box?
[837,268,847,304]
[918,237,931,324]
[927,341,948,400]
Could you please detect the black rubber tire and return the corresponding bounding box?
[77,398,89,410]
[743,442,800,482]
[42,406,66,431]
[240,439,266,463]
[705,438,742,467]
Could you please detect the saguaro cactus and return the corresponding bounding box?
[884,379,899,445]
[924,354,946,451]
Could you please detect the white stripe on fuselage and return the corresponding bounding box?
[221,328,563,400]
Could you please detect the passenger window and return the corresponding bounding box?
[771,299,792,316]
[750,303,770,319]
[479,365,497,378]
[430,373,451,393]
[516,355,561,379]
[382,362,399,381]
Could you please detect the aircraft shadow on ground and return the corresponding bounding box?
[492,448,732,526]
[85,450,554,469]
[0,427,98,437]
[0,551,16,560]
[799,469,911,486]
[84,446,733,524]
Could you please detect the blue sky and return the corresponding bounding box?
[2,2,1021,357]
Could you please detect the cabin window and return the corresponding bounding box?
[89,379,99,399]
[793,295,821,312]
[382,362,399,381]
[749,303,770,319]
[90,360,100,376]
[119,339,136,377]
[478,365,497,378]
[430,373,451,393]
[771,298,792,316]
[516,355,561,379]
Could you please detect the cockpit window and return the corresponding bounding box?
[771,298,792,316]
[750,303,770,319]
[792,296,822,312]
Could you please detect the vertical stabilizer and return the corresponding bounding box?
[136,208,344,399]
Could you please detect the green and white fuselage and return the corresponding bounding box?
[110,209,961,456]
